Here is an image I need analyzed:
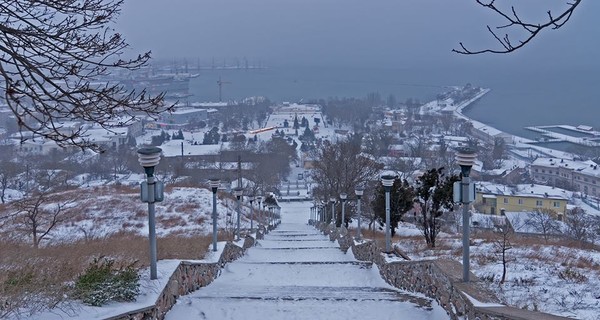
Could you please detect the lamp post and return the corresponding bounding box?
[381,174,396,253]
[209,179,220,252]
[268,205,274,228]
[316,204,321,222]
[319,203,324,222]
[256,195,263,228]
[234,188,243,240]
[263,202,268,228]
[340,192,347,229]
[329,196,336,225]
[456,147,477,282]
[248,195,255,231]
[355,186,364,240]
[137,147,162,280]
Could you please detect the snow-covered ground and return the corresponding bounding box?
[0,185,264,244]
[166,201,448,320]
[392,222,600,320]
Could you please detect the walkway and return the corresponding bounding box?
[166,202,447,320]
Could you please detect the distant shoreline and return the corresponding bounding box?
[445,87,578,160]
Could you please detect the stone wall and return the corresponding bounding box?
[317,223,569,320]
[109,235,256,320]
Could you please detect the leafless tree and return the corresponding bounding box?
[526,208,561,243]
[493,222,513,284]
[311,136,382,201]
[385,156,420,181]
[0,157,21,203]
[565,207,594,247]
[455,0,583,54]
[0,0,169,150]
[10,191,76,248]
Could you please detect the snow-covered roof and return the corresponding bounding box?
[477,182,570,200]
[532,157,600,177]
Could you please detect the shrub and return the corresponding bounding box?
[73,257,139,306]
[558,267,587,284]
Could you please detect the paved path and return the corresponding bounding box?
[166,202,447,320]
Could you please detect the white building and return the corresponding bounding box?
[530,157,600,196]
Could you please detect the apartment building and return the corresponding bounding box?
[530,157,600,197]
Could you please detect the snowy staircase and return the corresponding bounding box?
[166,205,445,320]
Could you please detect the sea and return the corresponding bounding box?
[186,64,600,143]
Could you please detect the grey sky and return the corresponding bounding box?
[117,0,598,68]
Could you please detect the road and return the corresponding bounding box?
[165,201,448,320]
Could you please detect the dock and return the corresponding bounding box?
[524,125,600,147]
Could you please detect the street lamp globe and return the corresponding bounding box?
[209,178,220,190]
[354,186,364,197]
[381,174,396,188]
[455,147,477,177]
[340,193,347,200]
[137,147,162,173]
[234,187,243,198]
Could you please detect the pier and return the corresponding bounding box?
[524,125,600,147]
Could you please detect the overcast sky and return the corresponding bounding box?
[116,0,598,69]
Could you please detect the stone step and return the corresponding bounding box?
[257,246,339,250]
[186,285,425,304]
[239,261,373,267]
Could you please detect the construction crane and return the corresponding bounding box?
[217,76,231,102]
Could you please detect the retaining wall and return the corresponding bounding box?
[315,222,569,320]
[108,233,258,320]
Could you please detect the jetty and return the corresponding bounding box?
[524,125,600,147]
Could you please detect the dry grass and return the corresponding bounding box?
[175,202,201,215]
[159,215,188,228]
[0,232,213,316]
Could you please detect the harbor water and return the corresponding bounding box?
[185,64,600,141]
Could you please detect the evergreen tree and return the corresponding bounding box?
[301,126,315,141]
[372,178,415,237]
[203,127,220,145]
[301,116,309,128]
[293,114,300,129]
[414,168,459,247]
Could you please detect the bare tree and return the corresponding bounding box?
[455,0,583,54]
[565,207,593,247]
[493,222,513,284]
[10,192,76,248]
[0,0,168,150]
[526,208,561,243]
[0,158,21,203]
[386,156,419,181]
[311,135,382,201]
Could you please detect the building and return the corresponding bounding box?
[530,157,600,196]
[158,108,208,128]
[85,127,129,150]
[471,122,514,145]
[475,183,568,217]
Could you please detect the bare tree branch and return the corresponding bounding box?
[0,1,172,150]
[454,0,582,54]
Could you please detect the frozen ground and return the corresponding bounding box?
[392,222,600,320]
[166,201,448,320]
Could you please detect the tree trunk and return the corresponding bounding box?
[500,249,506,284]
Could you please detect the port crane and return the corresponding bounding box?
[217,76,231,102]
